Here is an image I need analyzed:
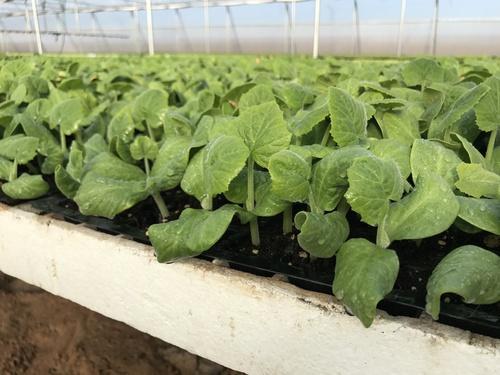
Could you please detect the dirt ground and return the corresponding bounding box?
[0,272,242,375]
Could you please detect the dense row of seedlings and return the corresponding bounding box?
[0,55,499,327]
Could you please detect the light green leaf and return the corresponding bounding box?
[0,156,12,181]
[181,136,249,203]
[288,97,329,136]
[346,156,404,226]
[426,246,500,320]
[311,146,372,212]
[253,179,289,216]
[49,98,87,135]
[421,88,445,126]
[457,196,500,235]
[333,238,399,327]
[239,84,275,110]
[375,108,420,146]
[67,142,84,182]
[107,107,135,142]
[268,150,311,202]
[475,76,500,132]
[0,135,38,164]
[54,165,80,199]
[328,87,367,147]
[452,133,485,166]
[148,205,237,262]
[428,84,489,140]
[149,136,191,192]
[1,173,49,199]
[84,134,108,164]
[224,170,268,204]
[130,135,158,161]
[368,138,411,178]
[294,211,349,258]
[455,163,500,199]
[74,153,148,219]
[133,89,169,128]
[401,58,445,87]
[235,101,290,168]
[410,139,462,186]
[378,173,459,247]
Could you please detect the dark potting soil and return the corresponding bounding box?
[2,188,499,338]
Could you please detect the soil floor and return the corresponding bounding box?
[0,272,242,375]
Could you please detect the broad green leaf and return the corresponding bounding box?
[277,82,314,112]
[368,138,411,178]
[475,76,500,132]
[181,135,249,204]
[378,173,459,247]
[1,173,49,199]
[74,153,148,219]
[67,142,84,182]
[294,211,349,258]
[0,156,12,181]
[84,134,108,164]
[311,146,372,212]
[268,150,311,202]
[457,196,500,235]
[288,97,329,136]
[18,113,60,157]
[133,89,169,128]
[452,133,485,166]
[455,163,500,199]
[148,205,237,262]
[54,165,80,199]
[49,98,87,135]
[346,156,404,226]
[333,238,399,327]
[224,170,268,204]
[0,135,38,164]
[253,179,289,216]
[401,58,445,87]
[428,84,489,140]
[235,101,290,168]
[164,112,193,137]
[149,136,191,192]
[197,90,216,112]
[410,139,462,186]
[375,108,420,146]
[328,87,367,147]
[130,135,158,161]
[107,107,135,142]
[421,88,445,126]
[426,246,500,320]
[239,84,275,109]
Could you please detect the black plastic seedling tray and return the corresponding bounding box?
[1,193,499,339]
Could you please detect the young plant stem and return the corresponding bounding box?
[59,128,67,155]
[146,121,156,142]
[144,158,170,220]
[246,157,260,247]
[202,194,213,211]
[320,124,331,147]
[485,129,497,163]
[307,190,322,214]
[282,205,293,235]
[336,198,350,216]
[9,158,18,182]
[75,129,83,144]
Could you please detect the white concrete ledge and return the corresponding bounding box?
[0,203,498,374]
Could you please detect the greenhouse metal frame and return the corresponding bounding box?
[0,0,450,57]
